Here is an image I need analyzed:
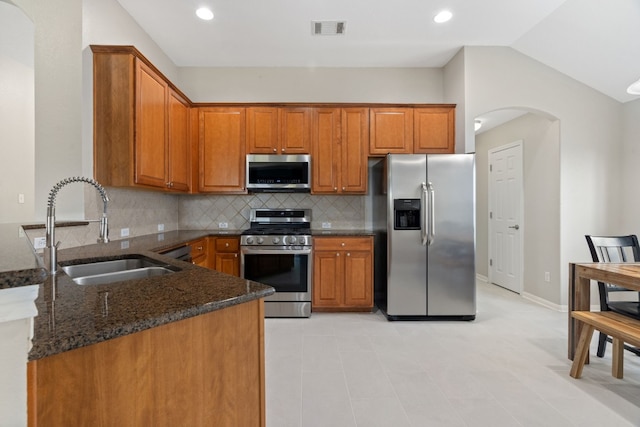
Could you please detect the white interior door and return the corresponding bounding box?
[489,141,523,294]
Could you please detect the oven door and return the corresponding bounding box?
[240,247,311,301]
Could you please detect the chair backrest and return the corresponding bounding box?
[585,235,640,264]
[585,235,640,309]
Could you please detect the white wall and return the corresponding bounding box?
[476,113,561,304]
[621,99,640,232]
[455,46,623,307]
[0,1,34,223]
[178,67,444,103]
[442,49,469,154]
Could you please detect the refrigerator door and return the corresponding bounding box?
[387,154,428,316]
[426,154,476,316]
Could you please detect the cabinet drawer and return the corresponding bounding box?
[215,237,239,252]
[189,238,207,258]
[313,236,372,251]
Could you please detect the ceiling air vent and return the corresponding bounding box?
[312,21,346,36]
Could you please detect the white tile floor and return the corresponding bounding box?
[265,282,640,426]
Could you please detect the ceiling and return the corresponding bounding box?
[116,0,640,103]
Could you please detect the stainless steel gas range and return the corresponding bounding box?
[240,208,312,318]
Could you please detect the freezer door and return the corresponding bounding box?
[387,155,428,316]
[426,154,476,316]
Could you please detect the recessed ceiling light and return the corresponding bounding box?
[434,10,453,24]
[627,78,640,95]
[196,7,214,21]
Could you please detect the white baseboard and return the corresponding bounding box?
[476,274,488,284]
[521,292,567,312]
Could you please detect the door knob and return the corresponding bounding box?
[508,225,520,230]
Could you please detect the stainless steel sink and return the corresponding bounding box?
[61,256,179,285]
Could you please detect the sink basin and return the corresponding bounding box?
[60,256,180,286]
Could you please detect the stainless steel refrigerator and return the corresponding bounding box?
[371,154,476,320]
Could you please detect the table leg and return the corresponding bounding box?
[568,263,591,360]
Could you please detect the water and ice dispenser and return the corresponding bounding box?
[393,199,421,230]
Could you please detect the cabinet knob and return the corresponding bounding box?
[334,187,338,192]
[197,246,203,251]
[234,254,237,258]
[273,148,277,152]
[336,253,340,257]
[341,242,346,247]
[166,182,171,187]
[347,253,350,257]
[342,187,345,191]
[225,243,229,247]
[281,148,285,152]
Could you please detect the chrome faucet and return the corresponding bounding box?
[45,176,110,274]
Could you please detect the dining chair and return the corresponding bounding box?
[585,235,640,357]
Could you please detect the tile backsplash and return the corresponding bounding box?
[26,189,365,250]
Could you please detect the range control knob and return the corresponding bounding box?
[272,237,280,245]
[300,236,308,245]
[257,237,264,244]
[286,236,298,245]
[245,237,254,244]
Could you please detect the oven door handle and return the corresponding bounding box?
[241,247,312,256]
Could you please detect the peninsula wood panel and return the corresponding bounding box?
[28,300,265,427]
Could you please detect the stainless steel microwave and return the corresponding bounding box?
[246,154,311,192]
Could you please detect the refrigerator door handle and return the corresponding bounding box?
[427,182,435,245]
[421,182,428,245]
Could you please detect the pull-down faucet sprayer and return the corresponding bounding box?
[45,177,110,274]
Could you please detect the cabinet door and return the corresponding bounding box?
[215,253,239,277]
[413,107,455,153]
[343,250,373,308]
[312,251,343,308]
[341,108,368,193]
[247,107,279,154]
[167,89,191,191]
[199,108,246,193]
[311,108,341,194]
[280,108,311,154]
[369,108,413,155]
[135,60,168,188]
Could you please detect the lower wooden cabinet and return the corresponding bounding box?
[188,238,208,267]
[27,300,266,427]
[213,237,240,277]
[312,236,373,311]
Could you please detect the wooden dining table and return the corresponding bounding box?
[568,262,640,360]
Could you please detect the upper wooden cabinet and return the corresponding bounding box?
[413,107,455,153]
[369,108,414,155]
[247,107,311,154]
[92,46,191,192]
[199,107,247,193]
[312,108,368,194]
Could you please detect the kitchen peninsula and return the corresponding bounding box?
[0,226,273,426]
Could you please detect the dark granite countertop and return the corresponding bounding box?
[0,228,271,361]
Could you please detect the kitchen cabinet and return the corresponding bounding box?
[247,107,311,154]
[369,108,414,155]
[312,236,373,311]
[28,299,266,427]
[188,237,208,267]
[92,46,191,192]
[212,237,240,277]
[199,107,247,193]
[311,108,368,194]
[413,107,455,153]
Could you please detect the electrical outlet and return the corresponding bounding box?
[120,228,130,237]
[157,223,165,232]
[544,272,550,282]
[219,222,228,229]
[34,237,46,249]
[18,193,25,204]
[157,233,165,241]
[120,240,130,249]
[322,222,331,229]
